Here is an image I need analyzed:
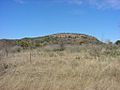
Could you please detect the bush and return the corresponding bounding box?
[115,40,120,45]
[16,40,33,49]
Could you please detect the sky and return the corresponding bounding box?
[0,0,120,42]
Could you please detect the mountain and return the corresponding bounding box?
[0,33,102,49]
[0,39,16,48]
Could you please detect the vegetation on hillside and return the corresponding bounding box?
[0,33,102,50]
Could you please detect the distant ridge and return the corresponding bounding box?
[0,33,102,48]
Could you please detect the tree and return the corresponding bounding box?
[115,40,120,45]
[16,40,31,49]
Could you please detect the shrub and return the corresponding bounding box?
[115,40,120,45]
[16,40,33,49]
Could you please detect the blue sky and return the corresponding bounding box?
[0,0,120,42]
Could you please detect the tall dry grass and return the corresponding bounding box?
[0,44,120,90]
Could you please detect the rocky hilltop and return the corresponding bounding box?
[0,33,102,49]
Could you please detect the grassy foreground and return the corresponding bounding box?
[0,44,120,90]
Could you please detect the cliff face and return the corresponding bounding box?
[48,33,101,45]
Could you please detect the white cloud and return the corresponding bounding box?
[66,0,83,5]
[53,0,82,5]
[13,0,120,9]
[88,0,120,9]
[86,0,120,9]
[14,0,25,4]
[54,0,120,9]
[105,0,120,9]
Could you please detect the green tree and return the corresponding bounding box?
[115,40,120,45]
[16,40,31,49]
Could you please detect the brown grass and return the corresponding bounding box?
[0,44,120,90]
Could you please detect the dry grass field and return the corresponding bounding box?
[0,44,120,90]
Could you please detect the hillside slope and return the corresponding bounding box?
[0,33,102,49]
